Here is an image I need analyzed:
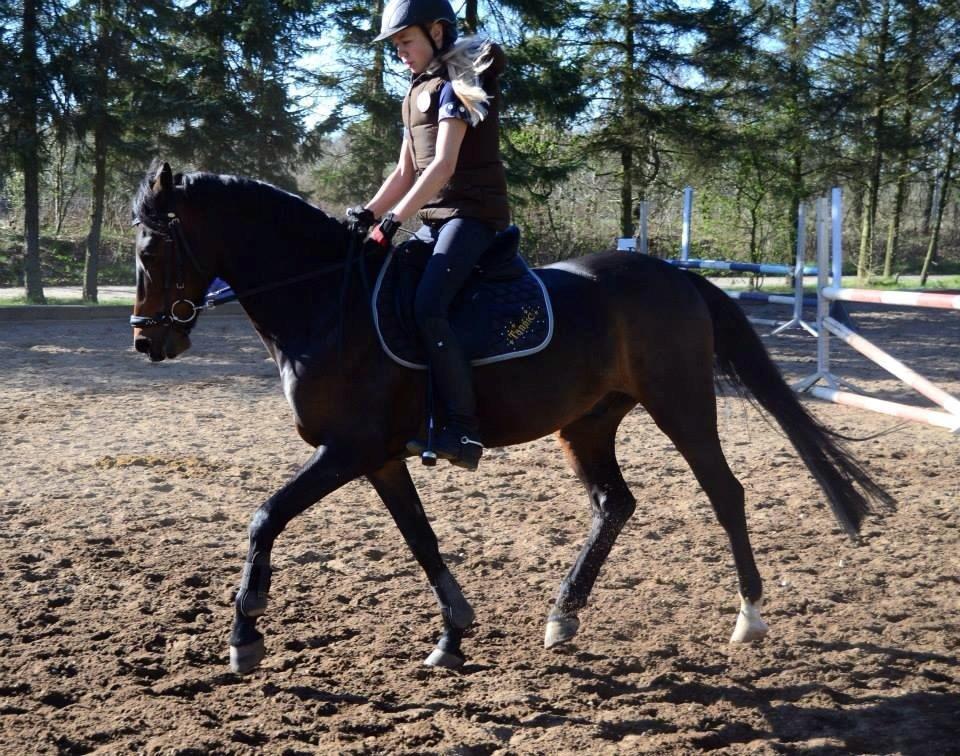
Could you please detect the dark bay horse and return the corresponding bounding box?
[130,163,894,674]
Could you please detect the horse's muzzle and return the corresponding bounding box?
[133,330,190,362]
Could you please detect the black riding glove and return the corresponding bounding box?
[371,212,400,248]
[345,205,375,234]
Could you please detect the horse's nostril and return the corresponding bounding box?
[135,337,151,354]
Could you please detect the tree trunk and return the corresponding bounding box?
[920,102,959,285]
[789,151,802,263]
[787,0,803,262]
[921,172,936,237]
[619,0,636,238]
[856,0,891,282]
[882,0,919,279]
[464,0,478,33]
[20,0,45,303]
[83,127,107,302]
[620,146,634,237]
[882,154,908,279]
[54,143,78,236]
[749,200,760,265]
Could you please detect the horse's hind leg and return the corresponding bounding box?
[367,459,475,668]
[644,386,769,643]
[545,394,637,648]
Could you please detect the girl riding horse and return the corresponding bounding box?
[348,0,510,471]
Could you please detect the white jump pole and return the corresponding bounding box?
[823,287,960,311]
[807,386,960,432]
[680,187,692,261]
[831,187,843,287]
[822,316,960,418]
[795,197,835,391]
[797,187,960,432]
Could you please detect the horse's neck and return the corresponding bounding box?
[220,233,381,363]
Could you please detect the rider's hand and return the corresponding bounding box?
[345,205,375,234]
[370,212,400,248]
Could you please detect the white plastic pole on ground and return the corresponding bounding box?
[681,187,692,261]
[639,201,649,255]
[808,387,960,433]
[823,316,960,418]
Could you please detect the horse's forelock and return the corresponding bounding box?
[132,171,159,224]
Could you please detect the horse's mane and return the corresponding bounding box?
[132,169,350,252]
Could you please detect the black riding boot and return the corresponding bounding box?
[407,320,483,471]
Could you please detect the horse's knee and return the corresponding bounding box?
[595,487,636,526]
[248,505,279,550]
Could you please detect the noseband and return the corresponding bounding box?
[130,212,211,331]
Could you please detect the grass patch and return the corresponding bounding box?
[0,229,135,287]
[719,274,960,293]
[851,275,960,290]
[0,296,133,306]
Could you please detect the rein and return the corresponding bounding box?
[131,211,374,331]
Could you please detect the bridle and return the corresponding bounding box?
[130,208,386,334]
[130,211,210,331]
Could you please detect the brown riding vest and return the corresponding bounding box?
[402,43,510,231]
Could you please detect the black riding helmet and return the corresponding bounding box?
[375,0,458,49]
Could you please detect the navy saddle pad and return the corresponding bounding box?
[372,226,554,369]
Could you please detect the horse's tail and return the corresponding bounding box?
[684,272,895,537]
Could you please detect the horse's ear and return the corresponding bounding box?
[153,162,175,196]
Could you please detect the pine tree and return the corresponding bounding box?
[574,0,753,237]
[2,0,51,302]
[54,0,181,301]
[882,0,953,277]
[309,0,399,206]
[493,1,589,210]
[164,0,324,190]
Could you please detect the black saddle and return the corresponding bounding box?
[372,225,554,369]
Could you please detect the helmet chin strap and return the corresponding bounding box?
[421,23,441,55]
[421,21,455,57]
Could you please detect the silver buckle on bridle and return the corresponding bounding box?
[170,298,201,324]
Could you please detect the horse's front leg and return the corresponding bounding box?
[367,458,475,668]
[230,443,368,674]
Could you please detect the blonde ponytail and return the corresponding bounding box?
[429,35,495,127]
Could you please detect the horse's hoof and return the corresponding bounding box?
[730,595,768,643]
[229,637,266,674]
[730,616,769,643]
[544,613,580,649]
[424,646,465,669]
